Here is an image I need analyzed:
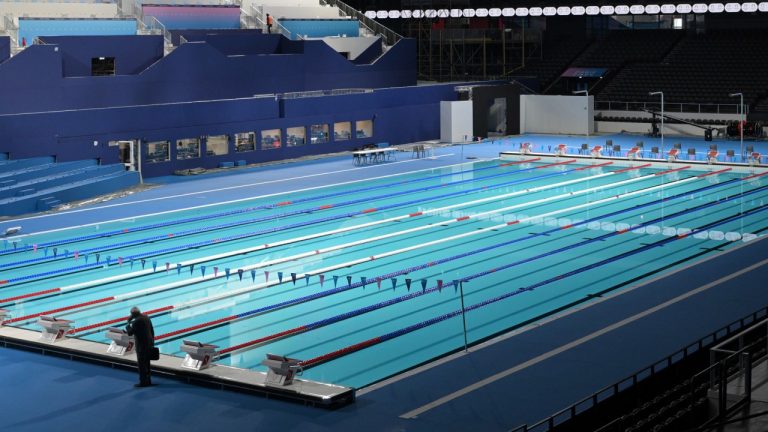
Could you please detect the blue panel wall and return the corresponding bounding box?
[0,36,9,63]
[18,19,137,47]
[169,29,263,47]
[280,19,360,39]
[0,35,416,114]
[0,83,463,178]
[39,36,163,77]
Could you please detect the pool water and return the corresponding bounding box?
[1,157,766,388]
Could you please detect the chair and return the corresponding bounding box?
[581,143,589,155]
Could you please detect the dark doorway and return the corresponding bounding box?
[91,57,115,76]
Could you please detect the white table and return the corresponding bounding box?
[352,147,398,165]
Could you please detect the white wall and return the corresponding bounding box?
[520,95,594,135]
[321,36,378,60]
[440,100,473,143]
[0,3,119,26]
[265,6,340,19]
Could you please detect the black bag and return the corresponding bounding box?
[151,347,160,361]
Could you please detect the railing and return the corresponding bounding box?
[429,28,541,43]
[596,100,747,115]
[279,88,373,99]
[510,305,768,432]
[319,0,402,46]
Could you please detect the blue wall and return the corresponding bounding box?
[169,29,262,47]
[0,34,416,114]
[18,19,137,47]
[39,35,163,77]
[280,19,360,39]
[0,83,462,178]
[0,36,9,63]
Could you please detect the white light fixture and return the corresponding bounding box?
[543,6,557,15]
[571,6,586,15]
[741,2,758,12]
[557,6,572,15]
[376,10,387,19]
[502,7,516,16]
[401,10,412,18]
[528,7,541,16]
[759,2,768,11]
[709,2,726,12]
[600,5,616,14]
[489,8,502,17]
[615,5,631,14]
[476,8,489,17]
[364,11,377,19]
[692,3,709,12]
[586,5,600,14]
[412,10,424,18]
[645,4,662,13]
[724,2,742,11]
[676,4,693,13]
[437,9,449,18]
[630,4,646,14]
[388,10,400,19]
[660,4,677,13]
[516,7,530,16]
[425,9,437,18]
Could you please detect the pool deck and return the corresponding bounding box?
[1,133,768,431]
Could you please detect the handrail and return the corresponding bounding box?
[509,305,768,432]
[280,88,372,99]
[596,100,747,115]
[319,0,403,46]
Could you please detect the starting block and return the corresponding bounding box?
[750,152,762,166]
[555,144,567,157]
[627,146,641,160]
[667,148,680,162]
[0,308,10,323]
[180,340,218,370]
[105,327,135,356]
[707,150,719,164]
[520,142,532,155]
[37,316,73,343]
[261,353,303,387]
[590,145,603,158]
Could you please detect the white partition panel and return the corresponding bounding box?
[520,95,594,135]
[440,100,473,143]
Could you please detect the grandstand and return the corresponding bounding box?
[1,1,768,432]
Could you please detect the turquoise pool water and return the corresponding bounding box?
[1,157,766,388]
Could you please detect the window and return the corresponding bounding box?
[91,57,115,76]
[286,126,306,147]
[310,124,329,144]
[333,121,352,141]
[261,129,282,150]
[206,135,229,156]
[235,132,255,152]
[356,120,373,138]
[145,141,170,163]
[673,17,683,30]
[176,138,200,160]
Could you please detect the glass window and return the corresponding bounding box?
[310,124,329,144]
[206,135,229,156]
[261,129,282,150]
[145,140,170,163]
[334,121,351,141]
[356,120,373,138]
[235,132,255,152]
[176,138,200,160]
[286,126,306,147]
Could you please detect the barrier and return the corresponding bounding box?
[36,316,73,343]
[105,327,135,356]
[180,340,218,370]
[261,354,302,386]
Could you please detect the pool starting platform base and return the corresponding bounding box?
[0,325,355,408]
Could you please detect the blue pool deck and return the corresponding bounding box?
[1,132,767,431]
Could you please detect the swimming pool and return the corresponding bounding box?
[1,155,766,388]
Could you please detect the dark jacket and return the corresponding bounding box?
[126,314,155,354]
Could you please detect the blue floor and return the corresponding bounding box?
[1,133,766,431]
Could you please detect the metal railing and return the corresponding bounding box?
[596,100,747,115]
[319,0,402,46]
[510,305,768,432]
[280,88,373,100]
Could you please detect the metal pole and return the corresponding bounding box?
[661,93,664,155]
[740,94,744,161]
[459,281,469,352]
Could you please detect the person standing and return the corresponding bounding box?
[266,14,273,33]
[126,306,155,387]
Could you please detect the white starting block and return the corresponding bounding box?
[750,152,761,166]
[555,144,567,157]
[0,308,10,323]
[667,148,680,162]
[180,340,218,370]
[520,142,532,155]
[590,145,603,158]
[627,146,641,160]
[105,327,135,356]
[37,316,73,343]
[261,353,303,387]
[707,150,719,164]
